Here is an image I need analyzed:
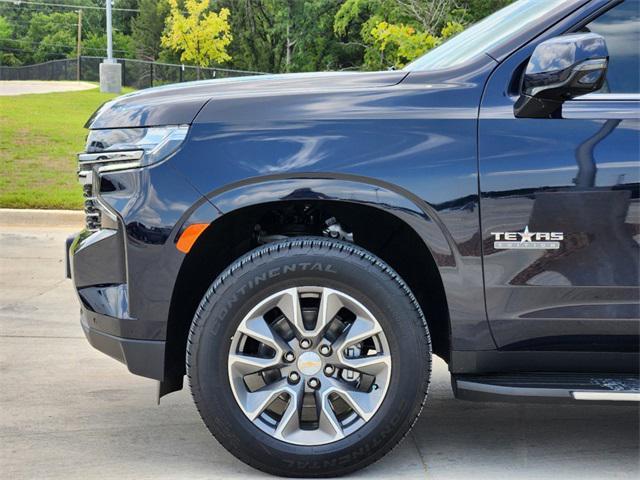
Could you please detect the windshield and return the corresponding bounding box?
[405,0,567,71]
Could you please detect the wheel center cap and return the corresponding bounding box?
[297,351,322,376]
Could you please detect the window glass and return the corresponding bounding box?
[583,0,640,93]
[405,0,566,71]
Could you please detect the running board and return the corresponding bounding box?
[453,373,640,403]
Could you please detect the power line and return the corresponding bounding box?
[0,0,140,13]
[8,21,82,27]
[0,3,86,15]
[0,37,131,53]
[8,20,128,32]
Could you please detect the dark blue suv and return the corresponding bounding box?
[68,0,639,476]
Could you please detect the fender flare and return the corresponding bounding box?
[173,173,460,269]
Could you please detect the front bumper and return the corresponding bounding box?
[67,229,166,380]
[80,309,165,379]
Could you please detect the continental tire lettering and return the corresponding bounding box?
[273,263,338,276]
[268,268,280,278]
[221,263,339,316]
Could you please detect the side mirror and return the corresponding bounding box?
[515,33,608,118]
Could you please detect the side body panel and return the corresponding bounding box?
[479,0,639,366]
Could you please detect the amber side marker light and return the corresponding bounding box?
[176,223,209,253]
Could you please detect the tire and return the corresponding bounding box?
[187,237,431,477]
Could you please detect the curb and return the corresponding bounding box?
[0,208,84,228]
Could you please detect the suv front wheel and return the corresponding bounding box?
[187,237,431,477]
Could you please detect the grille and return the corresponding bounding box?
[77,150,143,232]
[78,167,101,231]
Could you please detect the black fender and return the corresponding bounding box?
[172,173,495,351]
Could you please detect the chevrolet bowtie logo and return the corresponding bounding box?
[300,360,320,368]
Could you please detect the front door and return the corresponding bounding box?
[479,0,640,364]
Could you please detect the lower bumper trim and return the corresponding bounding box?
[81,320,165,380]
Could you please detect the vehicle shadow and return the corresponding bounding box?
[408,361,640,479]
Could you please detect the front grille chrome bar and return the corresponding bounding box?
[78,150,144,164]
[78,170,92,186]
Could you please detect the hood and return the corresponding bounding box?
[86,70,409,129]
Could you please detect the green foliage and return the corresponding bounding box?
[369,21,438,69]
[286,0,353,72]
[440,21,464,39]
[229,0,351,72]
[25,11,78,62]
[0,0,513,71]
[335,0,495,70]
[162,0,232,67]
[334,0,471,70]
[334,0,371,37]
[368,18,464,69]
[215,0,349,73]
[132,0,170,60]
[0,15,19,65]
[83,31,135,59]
[0,15,10,38]
[455,0,514,23]
[216,0,288,73]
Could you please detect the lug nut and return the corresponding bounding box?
[324,365,335,376]
[288,372,300,384]
[300,338,312,349]
[319,344,332,356]
[284,351,295,362]
[308,378,320,389]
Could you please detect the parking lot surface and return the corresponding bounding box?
[1,225,638,479]
[0,81,97,96]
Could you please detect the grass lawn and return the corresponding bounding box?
[0,87,134,209]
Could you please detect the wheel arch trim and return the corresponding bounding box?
[173,173,460,269]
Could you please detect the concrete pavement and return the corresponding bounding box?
[0,225,638,479]
[0,81,97,96]
[0,209,83,228]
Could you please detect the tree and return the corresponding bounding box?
[132,0,170,60]
[26,11,78,62]
[456,0,514,23]
[113,0,140,36]
[393,0,458,35]
[0,15,10,39]
[217,0,357,73]
[369,19,463,69]
[334,0,424,70]
[285,0,355,72]
[369,22,437,69]
[161,0,232,67]
[83,31,135,58]
[335,0,493,70]
[216,0,289,73]
[0,15,20,65]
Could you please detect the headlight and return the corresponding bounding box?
[78,125,189,173]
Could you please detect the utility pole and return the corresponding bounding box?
[76,9,82,82]
[105,0,113,61]
[99,0,121,93]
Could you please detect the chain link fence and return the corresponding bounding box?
[0,56,265,89]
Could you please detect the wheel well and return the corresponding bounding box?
[164,200,450,385]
